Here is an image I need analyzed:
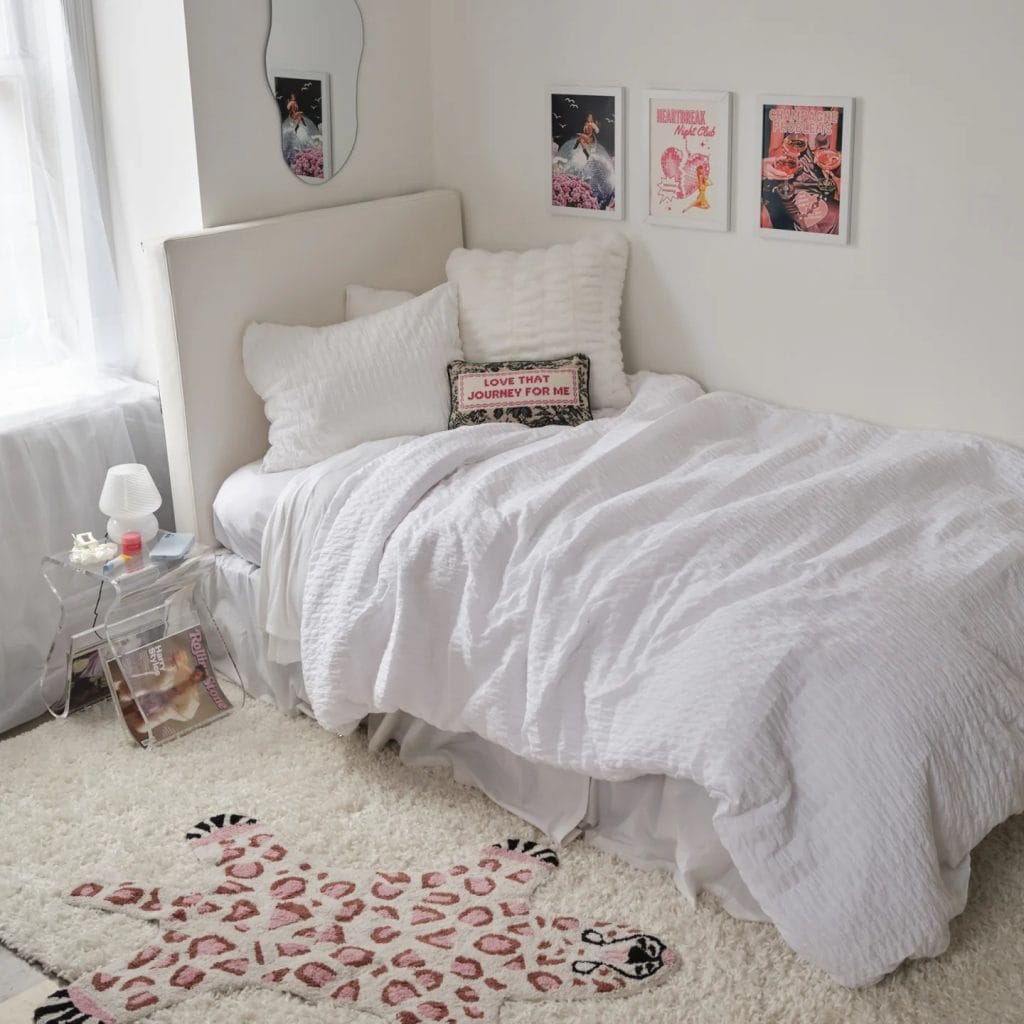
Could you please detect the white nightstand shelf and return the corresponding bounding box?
[38,532,243,747]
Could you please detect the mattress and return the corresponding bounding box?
[212,437,411,565]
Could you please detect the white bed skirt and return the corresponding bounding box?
[204,550,766,923]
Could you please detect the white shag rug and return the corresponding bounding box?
[2,696,1023,1024]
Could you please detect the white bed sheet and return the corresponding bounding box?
[203,550,307,712]
[213,462,300,566]
[213,437,412,567]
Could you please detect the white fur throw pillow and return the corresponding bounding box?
[244,283,463,472]
[345,283,415,320]
[446,234,630,410]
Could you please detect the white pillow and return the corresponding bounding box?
[446,234,631,410]
[244,283,463,472]
[345,283,415,320]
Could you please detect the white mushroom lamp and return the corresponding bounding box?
[99,463,162,543]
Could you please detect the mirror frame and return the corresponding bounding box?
[265,0,363,185]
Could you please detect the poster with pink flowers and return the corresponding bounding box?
[645,90,731,231]
[550,86,623,219]
[273,70,332,183]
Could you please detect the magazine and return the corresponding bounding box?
[64,629,113,715]
[104,623,233,747]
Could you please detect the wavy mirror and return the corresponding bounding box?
[265,0,363,184]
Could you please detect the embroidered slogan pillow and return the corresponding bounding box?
[447,354,593,429]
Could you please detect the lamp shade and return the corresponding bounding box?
[99,463,161,518]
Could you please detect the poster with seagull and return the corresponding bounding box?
[549,86,623,219]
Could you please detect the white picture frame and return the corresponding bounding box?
[757,94,854,245]
[549,85,623,219]
[645,89,732,231]
[271,69,333,183]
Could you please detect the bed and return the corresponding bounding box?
[157,189,1024,988]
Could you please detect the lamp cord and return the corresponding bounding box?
[92,529,110,628]
[91,580,104,629]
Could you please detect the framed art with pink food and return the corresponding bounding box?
[645,90,731,231]
[549,86,623,219]
[758,95,854,245]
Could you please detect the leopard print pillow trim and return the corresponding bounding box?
[447,354,592,429]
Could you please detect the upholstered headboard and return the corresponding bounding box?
[157,189,464,545]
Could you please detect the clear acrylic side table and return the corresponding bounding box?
[38,533,243,747]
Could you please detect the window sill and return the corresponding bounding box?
[0,366,157,434]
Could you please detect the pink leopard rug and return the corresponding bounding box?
[34,813,677,1022]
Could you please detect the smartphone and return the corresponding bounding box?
[149,532,195,561]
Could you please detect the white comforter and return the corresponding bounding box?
[263,372,1024,986]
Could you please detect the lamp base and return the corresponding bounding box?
[107,514,159,544]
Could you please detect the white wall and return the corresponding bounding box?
[92,0,203,383]
[182,0,434,228]
[431,0,1024,446]
[93,0,433,379]
[93,0,1024,446]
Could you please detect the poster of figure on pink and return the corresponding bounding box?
[645,90,731,231]
[550,86,623,219]
[759,95,854,245]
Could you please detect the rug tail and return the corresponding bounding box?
[34,987,95,1022]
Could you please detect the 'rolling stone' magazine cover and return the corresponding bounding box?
[105,624,232,747]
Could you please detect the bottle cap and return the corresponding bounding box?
[121,531,143,556]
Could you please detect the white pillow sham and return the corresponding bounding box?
[345,283,415,320]
[446,234,631,410]
[244,283,463,472]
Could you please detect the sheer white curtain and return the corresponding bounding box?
[0,1,171,735]
[0,0,125,389]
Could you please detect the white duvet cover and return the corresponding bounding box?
[262,372,1024,986]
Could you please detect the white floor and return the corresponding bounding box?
[0,983,54,1024]
[0,944,49,1001]
[0,945,51,1022]
[0,717,55,1020]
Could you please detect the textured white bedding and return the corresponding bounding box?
[211,548,765,922]
[243,284,462,472]
[446,234,631,410]
[259,436,414,663]
[275,371,1024,986]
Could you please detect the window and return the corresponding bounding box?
[0,15,50,369]
[0,0,122,383]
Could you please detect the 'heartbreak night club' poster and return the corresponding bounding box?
[646,91,731,231]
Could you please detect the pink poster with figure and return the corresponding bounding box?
[646,90,731,231]
[758,94,854,245]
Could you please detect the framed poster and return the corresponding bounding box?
[272,70,333,182]
[549,86,623,219]
[645,90,731,231]
[758,95,854,244]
